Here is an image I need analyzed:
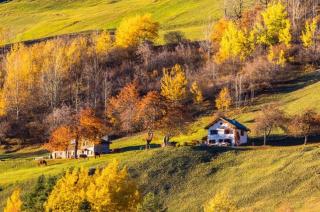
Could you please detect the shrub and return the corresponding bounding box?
[164,31,186,44]
[204,189,237,212]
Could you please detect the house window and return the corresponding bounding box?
[241,130,244,136]
[209,140,216,144]
[224,139,232,144]
[218,139,223,143]
[210,130,218,135]
[224,129,231,134]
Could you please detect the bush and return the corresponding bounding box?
[164,31,186,44]
[23,175,57,212]
[138,192,166,212]
[204,189,237,212]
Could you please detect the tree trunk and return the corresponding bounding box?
[264,131,267,146]
[74,136,79,159]
[304,135,308,145]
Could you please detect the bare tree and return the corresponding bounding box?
[288,110,320,145]
[254,104,286,145]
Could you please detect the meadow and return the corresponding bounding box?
[0,0,231,43]
[1,144,320,211]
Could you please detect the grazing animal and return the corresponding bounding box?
[38,159,47,166]
[94,152,101,159]
[79,154,88,159]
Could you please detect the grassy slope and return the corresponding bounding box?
[0,0,227,43]
[1,145,320,211]
[1,71,320,210]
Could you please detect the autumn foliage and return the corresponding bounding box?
[4,189,22,212]
[45,160,140,211]
[116,14,159,48]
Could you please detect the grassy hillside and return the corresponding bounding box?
[1,145,320,211]
[0,0,230,43]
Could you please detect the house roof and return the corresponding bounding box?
[205,117,250,131]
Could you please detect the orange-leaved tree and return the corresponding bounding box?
[106,82,140,133]
[136,91,165,132]
[46,108,106,159]
[45,125,75,158]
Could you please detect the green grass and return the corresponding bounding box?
[0,0,228,44]
[1,145,320,211]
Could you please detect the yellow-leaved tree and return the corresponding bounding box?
[301,18,317,49]
[45,161,140,211]
[3,43,34,119]
[4,189,22,212]
[215,87,232,111]
[116,14,159,48]
[214,21,251,63]
[161,64,188,102]
[267,45,286,67]
[45,168,91,211]
[190,82,203,104]
[87,160,141,211]
[94,30,114,55]
[204,189,237,212]
[254,1,291,47]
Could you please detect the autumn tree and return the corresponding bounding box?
[74,108,107,158]
[107,82,140,133]
[254,1,292,47]
[136,91,165,131]
[211,18,229,45]
[161,64,188,102]
[214,21,251,63]
[46,108,106,159]
[215,87,232,111]
[45,168,91,211]
[2,44,34,119]
[158,103,192,143]
[87,160,141,211]
[190,82,204,104]
[254,104,286,146]
[116,14,159,48]
[288,110,320,145]
[204,189,237,212]
[4,189,22,212]
[94,30,114,55]
[45,126,75,158]
[267,45,287,67]
[45,161,140,211]
[301,18,317,49]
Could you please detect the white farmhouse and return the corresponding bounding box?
[205,117,250,146]
[51,135,112,159]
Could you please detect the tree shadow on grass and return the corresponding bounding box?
[258,71,320,96]
[116,144,161,153]
[0,149,49,160]
[249,135,320,146]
